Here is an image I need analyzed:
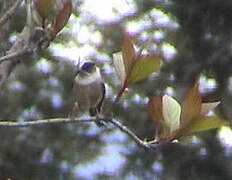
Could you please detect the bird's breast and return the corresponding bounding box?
[74,81,103,109]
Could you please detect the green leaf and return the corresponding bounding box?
[53,1,72,36]
[130,54,162,83]
[182,116,229,136]
[162,95,181,133]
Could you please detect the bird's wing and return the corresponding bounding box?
[96,82,106,113]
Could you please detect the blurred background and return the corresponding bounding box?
[0,0,232,179]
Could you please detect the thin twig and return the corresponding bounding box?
[0,0,54,90]
[0,117,157,149]
[0,0,23,28]
[0,46,33,63]
[0,117,104,128]
[0,0,32,90]
[109,119,157,149]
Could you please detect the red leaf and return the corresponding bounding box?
[172,83,202,139]
[121,33,136,78]
[180,83,202,128]
[34,0,53,19]
[148,97,163,124]
[148,96,164,139]
[53,1,72,36]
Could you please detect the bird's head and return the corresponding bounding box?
[75,60,102,85]
[80,61,96,74]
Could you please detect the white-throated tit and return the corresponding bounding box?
[69,60,106,121]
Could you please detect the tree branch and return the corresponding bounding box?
[109,119,157,149]
[0,0,54,90]
[0,46,33,63]
[0,117,101,127]
[0,0,33,90]
[0,0,23,28]
[0,117,158,149]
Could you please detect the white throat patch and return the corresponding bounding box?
[75,68,102,85]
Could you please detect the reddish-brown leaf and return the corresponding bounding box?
[165,88,223,141]
[34,0,53,19]
[53,1,72,36]
[148,96,164,138]
[148,97,163,124]
[180,83,202,129]
[121,33,136,77]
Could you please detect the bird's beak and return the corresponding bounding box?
[77,70,90,76]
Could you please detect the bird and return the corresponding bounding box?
[69,60,106,124]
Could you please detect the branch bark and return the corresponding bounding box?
[0,117,100,127]
[0,117,158,149]
[0,0,31,90]
[109,119,156,148]
[0,0,23,28]
[0,0,54,90]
